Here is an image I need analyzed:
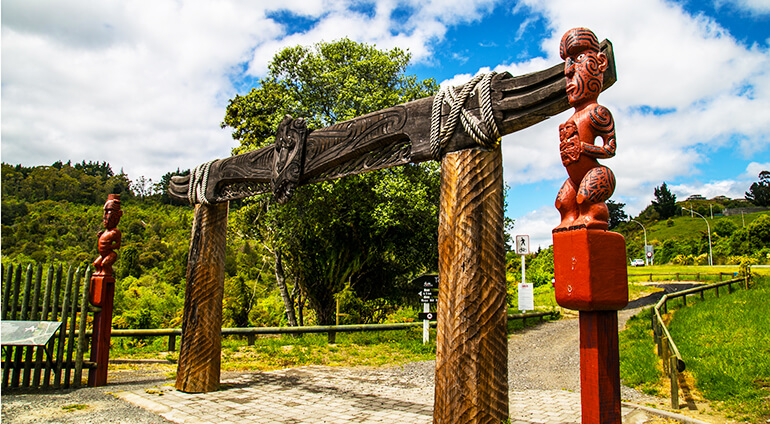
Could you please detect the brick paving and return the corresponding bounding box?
[116,366,662,424]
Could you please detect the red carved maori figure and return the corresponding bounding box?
[93,194,123,276]
[89,194,123,386]
[554,27,616,231]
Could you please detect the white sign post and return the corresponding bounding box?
[416,275,438,344]
[516,235,534,311]
[423,301,430,344]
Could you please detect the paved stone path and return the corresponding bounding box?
[116,366,697,424]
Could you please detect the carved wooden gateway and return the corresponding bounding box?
[170,31,618,424]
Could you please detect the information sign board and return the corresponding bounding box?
[518,283,534,311]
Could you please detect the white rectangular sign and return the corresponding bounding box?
[515,235,530,255]
[518,283,534,311]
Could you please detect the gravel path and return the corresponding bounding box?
[2,286,688,423]
[1,365,175,424]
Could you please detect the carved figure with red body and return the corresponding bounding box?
[89,194,123,386]
[552,28,627,312]
[93,195,123,276]
[552,28,627,424]
[555,28,616,232]
[90,194,122,307]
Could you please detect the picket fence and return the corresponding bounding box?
[1,263,95,390]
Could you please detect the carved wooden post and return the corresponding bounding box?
[88,194,122,387]
[176,201,228,393]
[434,146,508,424]
[579,310,622,422]
[552,28,626,424]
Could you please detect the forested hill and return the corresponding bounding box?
[0,160,440,331]
[1,161,201,329]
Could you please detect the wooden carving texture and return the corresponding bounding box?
[435,147,508,424]
[175,202,228,393]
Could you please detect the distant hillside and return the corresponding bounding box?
[616,210,770,265]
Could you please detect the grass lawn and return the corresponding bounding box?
[668,276,770,422]
[626,264,769,284]
[619,271,769,423]
[619,307,661,396]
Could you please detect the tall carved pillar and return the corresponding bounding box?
[176,201,228,393]
[434,147,508,424]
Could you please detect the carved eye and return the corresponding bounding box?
[577,53,586,61]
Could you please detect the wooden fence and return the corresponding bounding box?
[105,310,561,352]
[628,272,737,283]
[1,263,95,390]
[651,276,749,408]
[2,261,559,389]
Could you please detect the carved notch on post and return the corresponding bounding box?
[272,115,308,204]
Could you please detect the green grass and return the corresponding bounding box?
[109,328,437,371]
[619,275,770,421]
[219,329,436,371]
[642,212,768,244]
[668,276,770,421]
[619,307,662,396]
[626,264,769,284]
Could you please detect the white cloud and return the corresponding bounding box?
[669,180,751,200]
[2,0,768,204]
[716,0,770,15]
[744,162,770,178]
[2,0,518,184]
[512,206,561,250]
[2,0,288,181]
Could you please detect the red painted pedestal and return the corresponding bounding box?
[88,274,115,387]
[552,228,627,424]
[553,229,628,311]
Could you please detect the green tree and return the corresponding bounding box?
[607,200,627,230]
[652,182,678,219]
[745,171,770,207]
[222,38,440,329]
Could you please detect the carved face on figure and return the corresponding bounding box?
[560,28,608,107]
[102,197,123,230]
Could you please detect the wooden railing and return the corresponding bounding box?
[104,310,560,352]
[629,272,737,283]
[651,276,748,408]
[1,263,96,390]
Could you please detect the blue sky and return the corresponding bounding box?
[2,0,769,248]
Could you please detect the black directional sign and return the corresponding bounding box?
[418,312,437,320]
[420,297,438,304]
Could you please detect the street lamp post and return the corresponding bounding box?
[630,219,649,266]
[682,207,713,266]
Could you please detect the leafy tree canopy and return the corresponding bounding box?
[222,38,440,325]
[222,37,438,154]
[746,170,770,207]
[652,182,678,219]
[607,200,628,230]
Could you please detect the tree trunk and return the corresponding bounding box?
[274,247,297,327]
[175,202,228,393]
[434,147,509,424]
[292,283,305,327]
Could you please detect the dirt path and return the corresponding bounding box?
[506,307,654,402]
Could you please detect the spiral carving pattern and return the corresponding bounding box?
[435,148,508,424]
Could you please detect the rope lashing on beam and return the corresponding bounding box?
[188,160,216,205]
[430,72,501,160]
